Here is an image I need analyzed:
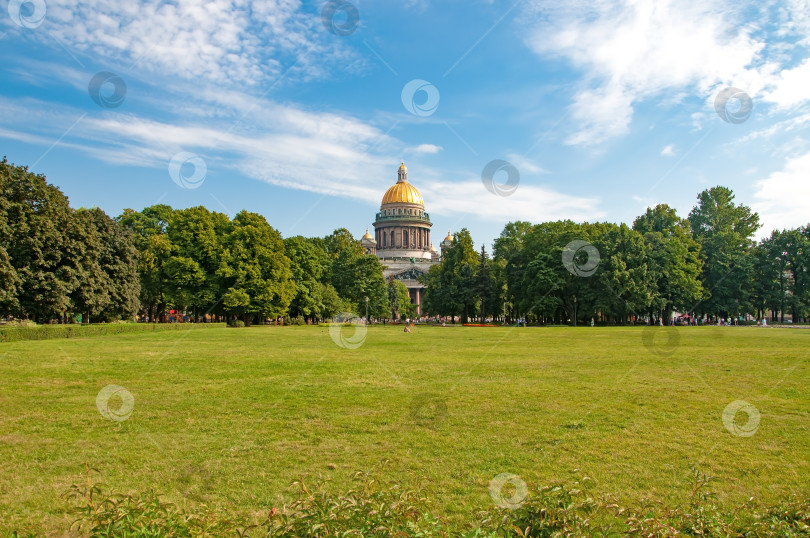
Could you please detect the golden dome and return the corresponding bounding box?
[444,230,453,241]
[382,163,424,206]
[381,182,424,205]
[362,228,373,239]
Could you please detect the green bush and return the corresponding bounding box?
[56,465,810,537]
[2,319,37,328]
[0,322,225,343]
[227,319,246,328]
[265,469,444,537]
[64,466,248,536]
[478,469,810,536]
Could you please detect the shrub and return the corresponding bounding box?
[2,319,37,328]
[0,322,225,342]
[227,319,246,328]
[480,469,810,536]
[58,465,810,537]
[264,468,445,537]
[64,465,249,536]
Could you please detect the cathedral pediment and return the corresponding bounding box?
[393,267,426,281]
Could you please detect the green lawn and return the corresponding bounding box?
[1,325,808,534]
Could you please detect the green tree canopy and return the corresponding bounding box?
[688,186,760,317]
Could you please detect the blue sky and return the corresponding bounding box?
[2,0,809,249]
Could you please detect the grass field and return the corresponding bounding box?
[1,324,808,535]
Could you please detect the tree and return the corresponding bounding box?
[595,224,654,324]
[1,158,76,321]
[68,209,109,323]
[346,255,390,319]
[421,229,478,322]
[0,168,20,312]
[87,208,140,320]
[633,204,703,323]
[476,245,501,320]
[0,245,19,314]
[688,187,760,319]
[493,220,533,261]
[167,206,231,318]
[118,205,174,321]
[163,256,206,317]
[324,228,364,260]
[780,228,810,322]
[420,264,452,318]
[222,288,250,321]
[493,221,533,322]
[388,279,416,320]
[0,160,139,322]
[505,220,600,324]
[323,228,389,318]
[285,236,331,322]
[318,282,344,320]
[754,228,810,323]
[751,233,786,321]
[225,211,295,323]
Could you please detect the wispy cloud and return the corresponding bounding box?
[505,153,545,175]
[0,91,601,223]
[10,0,363,86]
[423,179,603,224]
[521,0,810,145]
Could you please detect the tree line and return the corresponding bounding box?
[422,186,809,325]
[0,158,411,324]
[2,158,807,325]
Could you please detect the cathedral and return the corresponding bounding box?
[360,162,453,316]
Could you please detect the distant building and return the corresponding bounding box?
[360,162,454,315]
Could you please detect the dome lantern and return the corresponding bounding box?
[397,162,407,183]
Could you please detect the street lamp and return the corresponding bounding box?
[365,296,369,325]
[573,295,577,327]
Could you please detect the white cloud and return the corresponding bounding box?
[22,0,360,85]
[661,144,675,157]
[737,110,810,144]
[423,179,603,224]
[761,58,810,109]
[0,93,602,224]
[752,150,810,235]
[505,153,545,175]
[408,143,442,154]
[522,0,809,145]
